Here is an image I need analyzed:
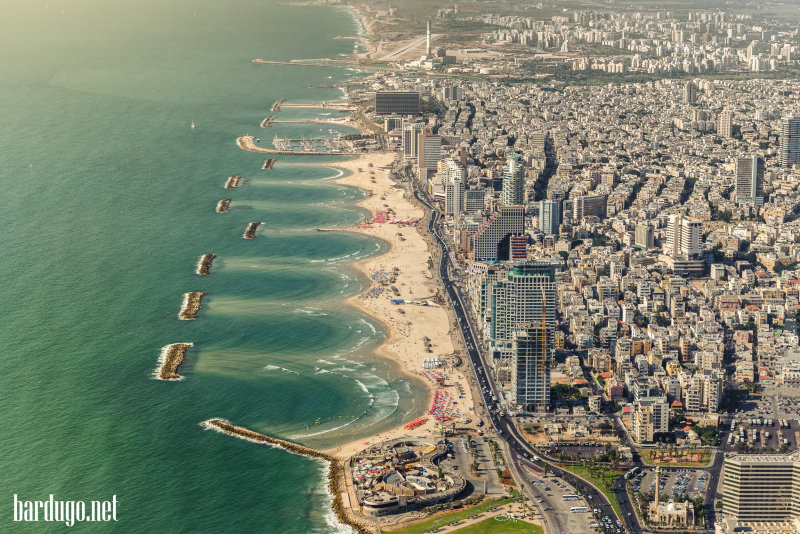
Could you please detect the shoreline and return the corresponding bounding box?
[317,153,475,462]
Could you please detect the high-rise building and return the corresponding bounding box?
[442,159,466,216]
[465,188,486,214]
[780,115,800,168]
[635,223,655,249]
[418,130,442,177]
[722,452,800,526]
[538,200,562,235]
[374,91,420,115]
[384,115,403,132]
[735,155,765,206]
[473,206,525,261]
[683,81,697,104]
[501,156,525,206]
[491,261,557,367]
[718,109,733,138]
[571,194,607,220]
[402,122,423,161]
[512,323,553,411]
[442,86,463,101]
[666,214,701,258]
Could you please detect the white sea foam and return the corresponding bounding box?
[263,364,300,375]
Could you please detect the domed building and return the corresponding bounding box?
[648,467,695,527]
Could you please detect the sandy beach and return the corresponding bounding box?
[321,152,478,461]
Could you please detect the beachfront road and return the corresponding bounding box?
[410,183,635,534]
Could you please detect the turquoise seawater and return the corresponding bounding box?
[0,1,426,532]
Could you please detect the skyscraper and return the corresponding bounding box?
[442,159,466,216]
[490,261,557,359]
[501,155,525,206]
[402,122,423,161]
[473,206,525,261]
[734,155,765,206]
[718,109,733,138]
[417,129,442,178]
[780,115,800,168]
[538,200,562,235]
[683,81,697,105]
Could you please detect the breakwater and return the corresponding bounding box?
[216,199,231,213]
[224,175,241,189]
[201,419,379,534]
[243,222,262,239]
[179,292,206,320]
[155,343,194,380]
[271,98,284,112]
[261,159,275,170]
[196,254,216,276]
[260,116,275,128]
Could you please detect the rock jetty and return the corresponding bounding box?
[196,254,216,276]
[243,222,262,239]
[155,343,193,380]
[216,199,231,213]
[179,292,206,320]
[201,419,379,534]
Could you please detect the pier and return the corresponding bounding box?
[271,98,284,112]
[260,116,276,128]
[179,292,206,320]
[243,222,262,239]
[155,343,193,381]
[224,176,241,189]
[216,199,231,213]
[196,254,216,276]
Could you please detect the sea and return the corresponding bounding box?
[0,1,427,532]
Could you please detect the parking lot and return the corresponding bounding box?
[721,385,800,452]
[632,468,709,500]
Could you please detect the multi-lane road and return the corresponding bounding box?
[410,184,640,534]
